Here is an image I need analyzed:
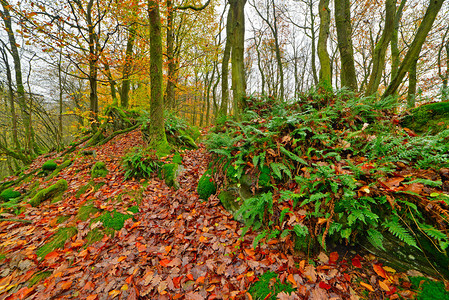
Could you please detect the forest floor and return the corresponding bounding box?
[0,128,440,299]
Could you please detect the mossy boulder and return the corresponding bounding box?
[197,169,216,200]
[29,179,68,207]
[402,102,449,134]
[91,161,108,178]
[162,163,180,190]
[46,160,72,179]
[36,227,77,259]
[42,160,57,171]
[218,188,242,217]
[0,188,21,202]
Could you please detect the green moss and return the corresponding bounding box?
[28,271,52,287]
[42,160,57,171]
[0,253,6,262]
[402,102,449,134]
[56,215,70,224]
[29,179,68,207]
[154,139,171,157]
[91,161,108,178]
[248,271,294,300]
[93,210,132,231]
[0,188,21,202]
[163,163,179,189]
[258,166,271,187]
[172,153,182,164]
[77,203,100,221]
[410,276,449,300]
[46,160,72,179]
[36,227,77,259]
[197,169,216,200]
[218,190,241,215]
[127,205,139,214]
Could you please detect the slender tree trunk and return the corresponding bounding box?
[334,0,357,91]
[104,62,119,105]
[0,0,33,154]
[318,0,331,85]
[147,0,170,154]
[165,0,176,111]
[58,50,64,148]
[384,0,444,98]
[0,44,20,150]
[229,0,247,118]
[219,8,233,118]
[86,0,99,131]
[309,0,318,86]
[365,0,395,96]
[121,24,136,109]
[390,0,406,81]
[407,59,417,108]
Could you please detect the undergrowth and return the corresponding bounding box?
[206,90,449,257]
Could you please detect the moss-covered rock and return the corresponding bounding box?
[29,179,68,207]
[218,188,242,216]
[402,102,449,134]
[91,161,108,178]
[46,160,72,179]
[197,169,216,200]
[36,227,77,259]
[162,163,180,190]
[0,188,21,202]
[42,160,57,171]
[172,153,183,164]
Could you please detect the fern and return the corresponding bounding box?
[236,192,273,231]
[280,146,308,165]
[270,163,292,180]
[367,228,385,250]
[384,217,419,249]
[293,224,309,237]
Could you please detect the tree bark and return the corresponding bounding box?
[365,0,395,96]
[147,0,170,154]
[164,1,176,111]
[0,0,33,154]
[86,0,99,131]
[407,58,417,108]
[390,0,406,82]
[120,24,136,109]
[317,0,331,85]
[229,0,247,118]
[219,7,234,118]
[384,0,444,98]
[334,0,357,91]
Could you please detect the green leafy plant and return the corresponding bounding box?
[122,147,161,180]
[248,271,294,300]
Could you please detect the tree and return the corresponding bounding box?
[334,0,357,91]
[383,0,445,99]
[365,0,395,96]
[229,0,247,118]
[317,0,331,85]
[146,0,170,155]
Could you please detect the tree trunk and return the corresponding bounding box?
[165,1,176,111]
[120,24,136,109]
[365,0,395,96]
[104,62,119,105]
[318,0,331,85]
[334,0,357,91]
[86,0,99,131]
[390,0,406,82]
[384,0,444,98]
[0,0,33,154]
[219,8,233,118]
[309,0,318,86]
[407,59,417,108]
[229,0,247,118]
[147,0,170,155]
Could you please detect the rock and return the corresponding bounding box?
[401,102,449,134]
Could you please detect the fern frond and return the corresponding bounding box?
[367,228,385,250]
[384,219,419,249]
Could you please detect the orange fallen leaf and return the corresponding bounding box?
[86,295,98,300]
[186,274,194,281]
[329,252,339,264]
[117,256,127,262]
[44,251,59,260]
[108,290,120,298]
[244,248,256,256]
[360,282,374,292]
[159,259,171,267]
[287,274,297,287]
[379,280,390,292]
[59,280,72,290]
[373,264,388,279]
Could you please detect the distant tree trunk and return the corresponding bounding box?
[318,0,331,85]
[407,59,418,108]
[86,0,99,131]
[438,27,449,99]
[104,62,119,105]
[0,43,20,150]
[384,0,444,98]
[308,0,318,86]
[390,0,406,82]
[219,8,233,118]
[229,0,247,118]
[58,50,64,148]
[165,1,176,111]
[334,0,357,91]
[0,0,33,154]
[365,0,395,96]
[147,0,170,154]
[120,25,136,109]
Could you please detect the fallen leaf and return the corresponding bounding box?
[329,252,339,264]
[373,264,387,279]
[351,256,362,268]
[319,281,331,290]
[360,282,374,292]
[379,280,390,292]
